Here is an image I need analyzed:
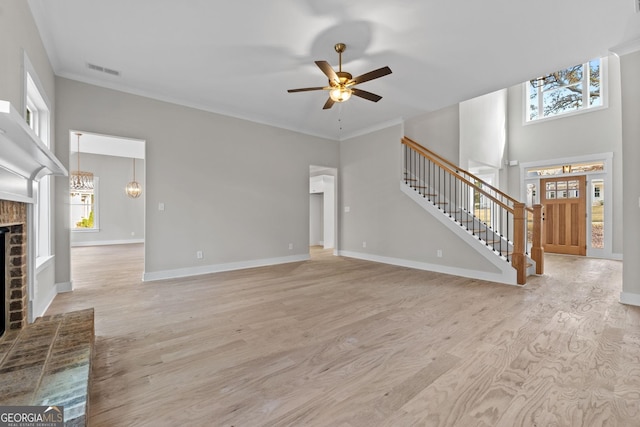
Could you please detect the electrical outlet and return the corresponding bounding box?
[288,243,293,250]
[362,241,367,248]
[437,249,443,258]
[158,202,165,211]
[196,250,203,259]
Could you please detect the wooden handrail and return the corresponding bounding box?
[402,136,544,284]
[402,137,513,213]
[403,136,518,206]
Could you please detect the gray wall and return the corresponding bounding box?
[404,104,460,163]
[70,153,145,245]
[54,78,339,280]
[0,0,62,315]
[0,1,54,116]
[506,54,623,255]
[339,124,497,273]
[621,50,640,301]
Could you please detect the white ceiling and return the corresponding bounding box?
[28,0,640,141]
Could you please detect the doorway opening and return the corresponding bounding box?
[309,165,337,257]
[69,131,146,288]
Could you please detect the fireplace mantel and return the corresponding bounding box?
[0,100,67,202]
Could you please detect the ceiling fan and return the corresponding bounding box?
[287,43,392,110]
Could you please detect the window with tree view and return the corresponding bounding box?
[527,58,602,121]
[70,179,98,231]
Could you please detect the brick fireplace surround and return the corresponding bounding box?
[0,199,27,331]
[0,200,94,426]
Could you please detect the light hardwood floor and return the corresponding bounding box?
[47,245,640,426]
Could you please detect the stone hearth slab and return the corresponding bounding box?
[0,308,94,427]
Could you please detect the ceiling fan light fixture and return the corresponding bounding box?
[329,86,352,103]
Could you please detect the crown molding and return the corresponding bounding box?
[610,37,640,56]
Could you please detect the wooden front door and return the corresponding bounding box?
[540,175,586,255]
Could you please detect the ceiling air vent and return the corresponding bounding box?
[87,62,121,77]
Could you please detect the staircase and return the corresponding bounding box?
[401,137,543,285]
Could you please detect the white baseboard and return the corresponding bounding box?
[610,252,623,261]
[142,254,310,282]
[57,281,73,293]
[30,284,60,322]
[71,238,144,247]
[620,291,640,307]
[337,250,518,285]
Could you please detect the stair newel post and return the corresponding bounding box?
[512,202,527,285]
[531,204,544,275]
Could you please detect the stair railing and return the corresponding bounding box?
[402,136,543,284]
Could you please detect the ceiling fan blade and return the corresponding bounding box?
[287,86,326,93]
[350,66,392,85]
[323,97,335,110]
[352,88,383,102]
[315,61,339,84]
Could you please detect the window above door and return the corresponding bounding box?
[525,58,606,123]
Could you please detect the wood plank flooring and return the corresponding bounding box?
[45,245,640,426]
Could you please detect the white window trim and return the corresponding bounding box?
[523,56,609,125]
[24,52,53,264]
[24,51,54,322]
[24,55,51,144]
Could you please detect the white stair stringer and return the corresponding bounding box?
[401,181,534,285]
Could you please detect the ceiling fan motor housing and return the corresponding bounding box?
[333,71,352,86]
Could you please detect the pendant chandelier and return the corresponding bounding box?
[125,158,142,198]
[70,132,94,191]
